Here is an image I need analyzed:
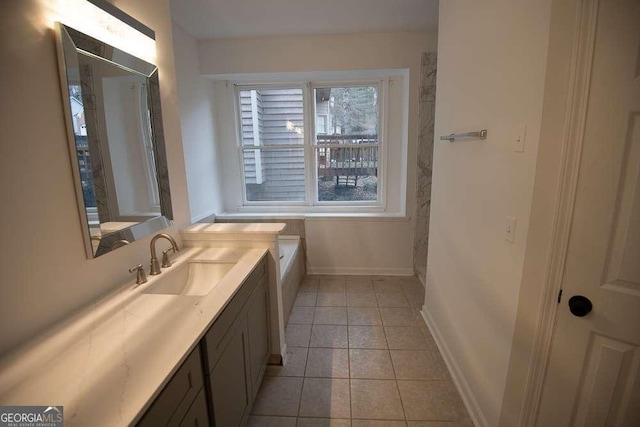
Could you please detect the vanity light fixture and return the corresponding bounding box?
[44,0,156,63]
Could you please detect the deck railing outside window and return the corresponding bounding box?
[316,135,378,188]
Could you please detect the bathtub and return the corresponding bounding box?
[278,236,304,325]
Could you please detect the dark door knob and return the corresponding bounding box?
[568,295,593,317]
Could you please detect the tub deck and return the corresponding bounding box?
[278,236,304,326]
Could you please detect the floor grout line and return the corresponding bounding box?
[296,343,310,419]
[346,317,352,420]
[270,274,444,425]
[383,318,409,423]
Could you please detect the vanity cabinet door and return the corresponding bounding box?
[209,317,252,427]
[246,277,270,398]
[205,257,267,368]
[137,347,205,427]
[178,389,209,427]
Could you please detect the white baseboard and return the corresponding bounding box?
[269,342,287,366]
[421,307,489,427]
[306,266,415,276]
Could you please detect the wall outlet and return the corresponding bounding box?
[505,217,517,243]
[514,125,526,152]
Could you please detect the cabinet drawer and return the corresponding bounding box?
[203,257,266,370]
[137,347,204,427]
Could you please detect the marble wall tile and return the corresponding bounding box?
[413,52,437,285]
[420,52,438,102]
[418,102,436,166]
[421,84,437,103]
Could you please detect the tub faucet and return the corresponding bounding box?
[150,233,180,275]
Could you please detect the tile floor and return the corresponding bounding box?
[249,275,473,427]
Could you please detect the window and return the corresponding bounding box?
[314,86,379,202]
[316,115,327,134]
[236,82,382,207]
[238,87,306,202]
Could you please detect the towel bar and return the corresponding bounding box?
[439,129,488,142]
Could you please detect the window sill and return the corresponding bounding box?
[215,212,411,222]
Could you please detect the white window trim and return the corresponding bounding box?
[315,114,328,134]
[233,79,389,212]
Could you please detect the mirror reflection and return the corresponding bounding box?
[57,23,173,258]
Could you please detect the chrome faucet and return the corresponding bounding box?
[150,233,180,275]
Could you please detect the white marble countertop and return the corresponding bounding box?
[181,223,286,244]
[0,246,268,426]
[182,222,286,234]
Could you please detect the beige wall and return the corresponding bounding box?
[0,0,189,356]
[425,1,553,425]
[198,31,437,274]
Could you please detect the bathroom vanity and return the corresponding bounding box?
[0,245,274,426]
[138,255,269,427]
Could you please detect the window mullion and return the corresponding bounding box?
[233,84,250,206]
[315,144,381,149]
[379,78,388,210]
[302,81,315,207]
[241,145,305,151]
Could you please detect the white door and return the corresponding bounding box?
[536,0,640,426]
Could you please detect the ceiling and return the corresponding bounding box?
[170,0,439,40]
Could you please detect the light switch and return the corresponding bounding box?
[505,217,517,243]
[514,125,526,152]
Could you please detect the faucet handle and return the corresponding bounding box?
[129,264,148,285]
[161,248,175,268]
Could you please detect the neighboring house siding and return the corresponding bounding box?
[240,89,306,201]
[240,91,257,183]
[315,100,331,134]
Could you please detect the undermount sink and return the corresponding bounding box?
[142,261,235,296]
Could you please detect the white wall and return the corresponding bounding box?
[103,79,152,216]
[499,0,580,424]
[305,217,414,275]
[0,0,190,356]
[172,23,223,222]
[199,31,436,274]
[425,1,552,426]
